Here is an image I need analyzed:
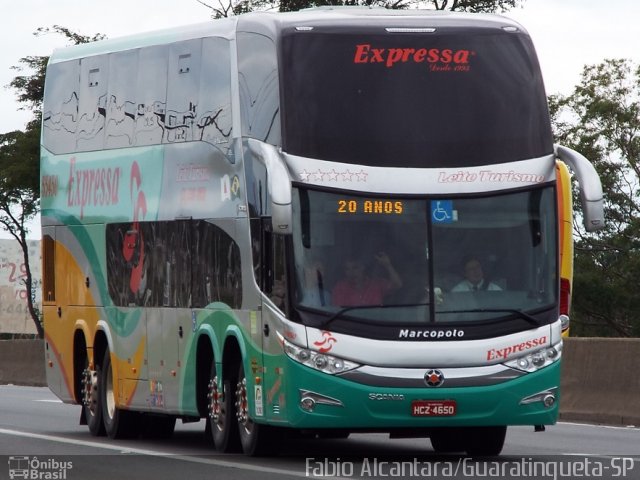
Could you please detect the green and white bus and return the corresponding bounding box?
[41,8,604,456]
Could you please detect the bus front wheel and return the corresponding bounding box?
[430,428,466,453]
[464,426,507,456]
[430,426,506,456]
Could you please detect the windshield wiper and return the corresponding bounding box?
[317,302,431,330]
[436,308,541,326]
[318,306,367,330]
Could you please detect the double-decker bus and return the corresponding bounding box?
[40,8,604,456]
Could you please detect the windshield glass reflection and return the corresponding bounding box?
[291,187,557,326]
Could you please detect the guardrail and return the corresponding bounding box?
[1,338,639,426]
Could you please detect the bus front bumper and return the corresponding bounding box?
[281,358,561,430]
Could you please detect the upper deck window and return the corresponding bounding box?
[280,27,553,167]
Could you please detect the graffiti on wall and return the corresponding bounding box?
[0,240,41,334]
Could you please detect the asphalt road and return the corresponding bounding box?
[1,385,639,480]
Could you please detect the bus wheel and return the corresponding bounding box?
[81,359,105,436]
[235,363,283,456]
[208,359,241,452]
[100,348,139,439]
[464,426,507,456]
[430,428,466,453]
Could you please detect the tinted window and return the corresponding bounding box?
[191,220,242,308]
[290,186,557,328]
[199,37,233,147]
[42,60,80,154]
[106,221,191,307]
[135,45,168,146]
[107,220,241,308]
[43,38,233,153]
[237,33,281,145]
[106,50,137,148]
[281,29,553,167]
[77,54,108,151]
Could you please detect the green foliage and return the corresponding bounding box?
[0,126,41,337]
[9,26,105,113]
[2,26,104,337]
[9,56,48,113]
[198,0,523,16]
[550,59,640,337]
[427,0,522,12]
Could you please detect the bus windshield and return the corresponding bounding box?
[291,187,557,327]
[280,28,553,167]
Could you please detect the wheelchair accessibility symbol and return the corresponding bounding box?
[431,200,455,223]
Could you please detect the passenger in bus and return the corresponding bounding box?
[452,257,502,292]
[332,252,402,306]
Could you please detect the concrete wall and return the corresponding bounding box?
[0,339,46,386]
[559,338,640,426]
[0,239,42,335]
[1,338,639,426]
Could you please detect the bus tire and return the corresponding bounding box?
[100,348,140,439]
[82,357,105,437]
[430,428,466,453]
[209,359,241,452]
[235,363,283,456]
[464,426,506,456]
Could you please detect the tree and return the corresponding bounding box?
[2,26,105,337]
[197,0,523,18]
[0,124,41,336]
[549,59,640,337]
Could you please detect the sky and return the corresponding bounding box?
[1,0,639,238]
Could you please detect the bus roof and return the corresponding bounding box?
[239,7,526,36]
[48,18,238,64]
[48,8,527,64]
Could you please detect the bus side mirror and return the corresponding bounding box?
[246,140,292,234]
[554,144,605,232]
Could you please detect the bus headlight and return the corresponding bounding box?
[505,341,562,373]
[283,338,360,374]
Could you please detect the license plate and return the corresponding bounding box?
[411,400,457,417]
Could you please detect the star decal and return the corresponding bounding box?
[297,168,369,183]
[356,170,368,182]
[299,170,312,182]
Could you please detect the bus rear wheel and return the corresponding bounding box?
[81,357,105,436]
[208,359,241,452]
[100,348,140,439]
[235,363,283,456]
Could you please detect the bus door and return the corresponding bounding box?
[253,216,291,422]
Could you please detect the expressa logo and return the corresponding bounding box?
[354,44,474,70]
[67,157,122,219]
[486,336,547,361]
